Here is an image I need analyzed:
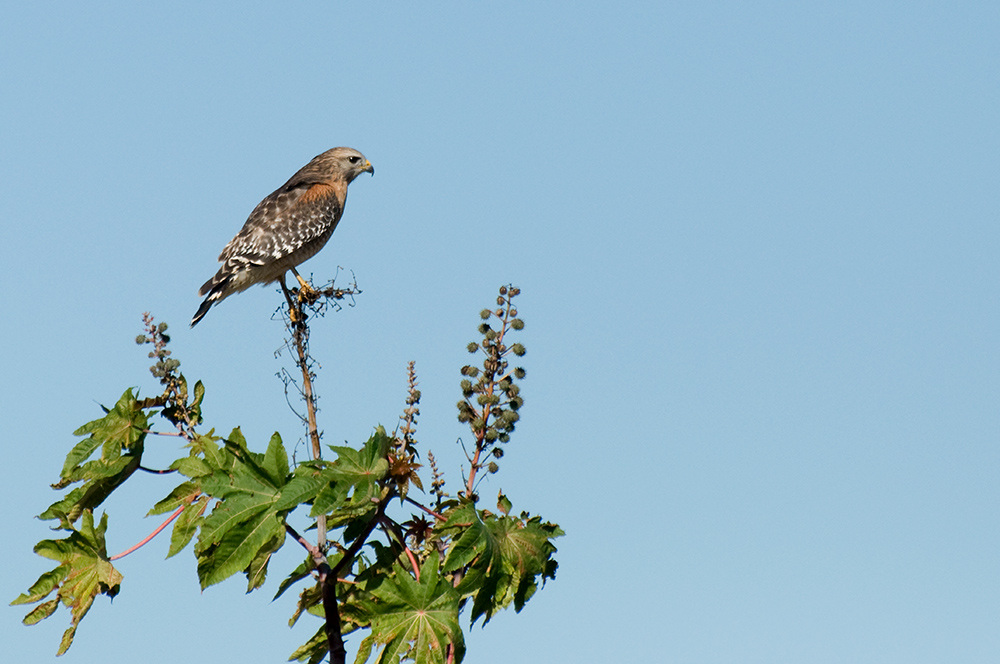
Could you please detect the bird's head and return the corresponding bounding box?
[316,146,374,182]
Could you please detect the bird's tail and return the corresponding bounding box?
[190,296,214,327]
[191,275,230,327]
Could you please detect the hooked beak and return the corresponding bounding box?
[363,160,374,176]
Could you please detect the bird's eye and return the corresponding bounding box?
[348,156,360,164]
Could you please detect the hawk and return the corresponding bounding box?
[191,147,374,326]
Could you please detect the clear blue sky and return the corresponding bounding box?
[2,2,998,662]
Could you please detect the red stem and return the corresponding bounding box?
[109,504,187,561]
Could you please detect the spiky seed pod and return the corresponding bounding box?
[511,318,524,330]
[478,323,492,334]
[480,309,491,320]
[484,429,498,442]
[514,367,526,379]
[467,342,479,353]
[498,433,510,443]
[491,447,504,458]
[511,343,526,356]
[487,462,499,474]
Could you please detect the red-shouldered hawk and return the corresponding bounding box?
[191,147,373,326]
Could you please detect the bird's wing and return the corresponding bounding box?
[218,181,344,266]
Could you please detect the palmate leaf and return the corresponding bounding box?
[39,455,142,529]
[327,428,391,487]
[193,429,295,589]
[311,430,391,524]
[442,494,562,626]
[12,511,123,655]
[367,551,465,664]
[67,388,148,466]
[41,389,149,528]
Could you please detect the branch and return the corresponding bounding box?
[281,279,328,549]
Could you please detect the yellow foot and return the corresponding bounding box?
[293,271,320,305]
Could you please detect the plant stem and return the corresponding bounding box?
[283,280,328,548]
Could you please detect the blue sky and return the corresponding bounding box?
[2,2,998,662]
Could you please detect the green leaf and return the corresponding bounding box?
[261,432,290,487]
[40,455,141,527]
[188,430,297,588]
[273,556,313,602]
[310,478,351,518]
[59,436,104,480]
[496,492,512,515]
[43,390,149,527]
[439,499,562,626]
[148,481,201,516]
[352,634,377,664]
[197,509,284,588]
[440,503,496,574]
[288,625,328,664]
[369,551,464,664]
[328,443,389,486]
[12,510,122,655]
[171,455,212,478]
[69,388,148,460]
[274,471,327,512]
[166,495,208,558]
[245,531,284,592]
[21,599,59,625]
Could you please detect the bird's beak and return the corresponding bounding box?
[364,160,374,176]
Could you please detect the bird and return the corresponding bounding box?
[191,147,374,326]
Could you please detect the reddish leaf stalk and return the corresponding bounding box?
[109,504,186,561]
[404,495,446,522]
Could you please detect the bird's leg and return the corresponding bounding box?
[290,267,320,305]
[280,275,304,325]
